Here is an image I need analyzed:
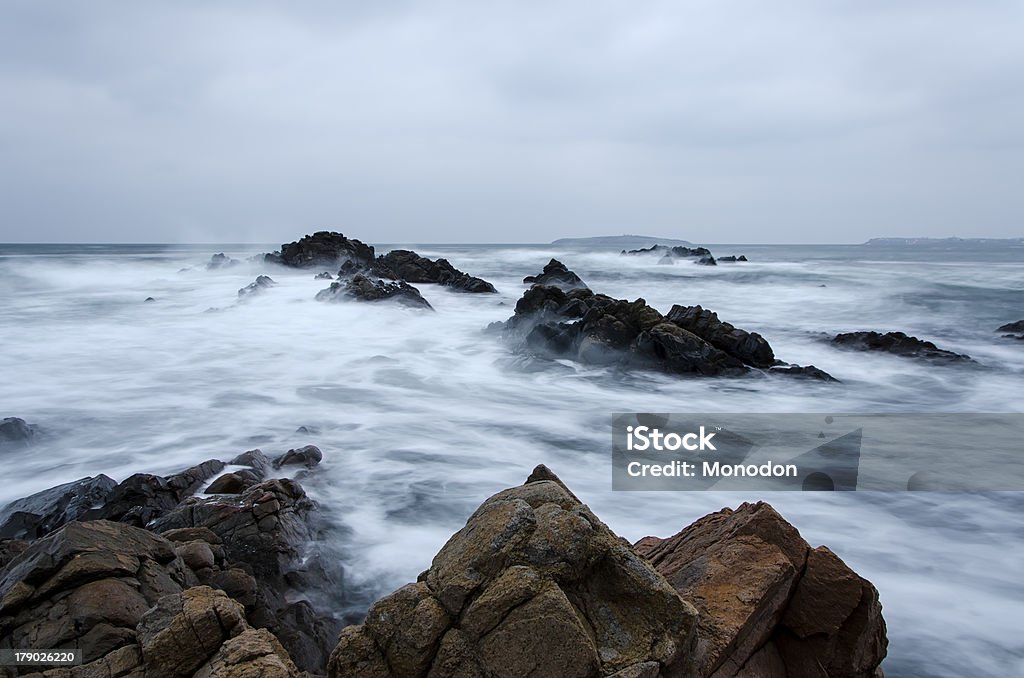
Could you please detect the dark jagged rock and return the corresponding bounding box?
[273,445,323,469]
[523,258,589,291]
[206,472,256,495]
[0,417,38,447]
[372,249,497,293]
[636,502,887,678]
[624,244,712,258]
[997,320,1024,340]
[328,466,698,678]
[316,274,433,309]
[207,253,240,269]
[144,296,156,302]
[238,274,276,298]
[717,255,748,263]
[315,271,334,280]
[666,305,775,368]
[84,460,224,527]
[0,475,116,540]
[151,479,341,672]
[831,331,974,363]
[267,231,376,269]
[697,255,717,266]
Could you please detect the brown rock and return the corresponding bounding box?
[636,502,886,678]
[194,627,300,678]
[329,466,697,678]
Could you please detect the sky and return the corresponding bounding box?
[1,1,1022,244]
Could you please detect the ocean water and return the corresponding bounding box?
[1,241,1022,677]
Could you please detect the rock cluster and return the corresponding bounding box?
[621,245,748,265]
[500,262,834,380]
[328,466,698,678]
[996,320,1024,340]
[265,232,376,270]
[636,502,887,678]
[372,250,496,294]
[830,331,974,363]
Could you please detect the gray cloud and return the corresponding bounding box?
[1,0,1022,243]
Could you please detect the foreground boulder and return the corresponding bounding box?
[523,258,589,290]
[266,231,376,269]
[316,275,433,309]
[636,502,887,678]
[328,466,698,677]
[373,250,497,293]
[831,331,974,363]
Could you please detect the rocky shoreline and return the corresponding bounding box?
[0,437,888,678]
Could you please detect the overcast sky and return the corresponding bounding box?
[1,1,1022,244]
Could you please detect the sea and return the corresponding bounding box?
[1,241,1022,677]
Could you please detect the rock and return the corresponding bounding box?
[997,320,1024,339]
[0,474,116,540]
[657,254,675,265]
[0,539,28,570]
[230,449,272,479]
[328,466,698,678]
[315,271,334,280]
[831,331,974,363]
[197,626,301,678]
[0,417,38,447]
[272,445,323,469]
[238,275,276,298]
[316,274,433,309]
[268,231,375,269]
[522,259,589,291]
[145,296,157,302]
[151,479,340,673]
[769,364,839,382]
[372,249,497,293]
[0,520,197,665]
[717,255,747,263]
[85,460,224,527]
[636,502,886,678]
[697,255,717,266]
[208,253,241,269]
[666,305,775,368]
[624,245,712,258]
[208,472,257,495]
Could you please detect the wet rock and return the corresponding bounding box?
[315,271,334,280]
[636,502,886,678]
[997,320,1024,340]
[657,254,675,265]
[665,305,775,368]
[230,449,272,479]
[267,231,375,269]
[316,274,433,309]
[151,479,340,673]
[697,255,717,266]
[372,249,497,293]
[523,259,589,291]
[207,472,257,495]
[328,466,697,678]
[238,275,276,299]
[272,445,323,469]
[0,539,28,570]
[0,417,38,447]
[208,253,240,269]
[85,460,224,527]
[831,331,974,363]
[0,474,116,540]
[769,364,839,382]
[0,520,198,665]
[145,296,157,302]
[717,255,748,263]
[624,245,712,258]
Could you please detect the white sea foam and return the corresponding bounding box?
[0,243,1022,677]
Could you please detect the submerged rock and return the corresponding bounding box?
[0,417,38,447]
[996,320,1024,340]
[717,255,748,263]
[315,271,334,280]
[831,331,974,363]
[0,474,116,540]
[316,274,434,309]
[267,231,376,269]
[636,502,887,678]
[238,274,276,298]
[207,253,240,269]
[523,258,589,291]
[328,466,698,678]
[373,249,497,293]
